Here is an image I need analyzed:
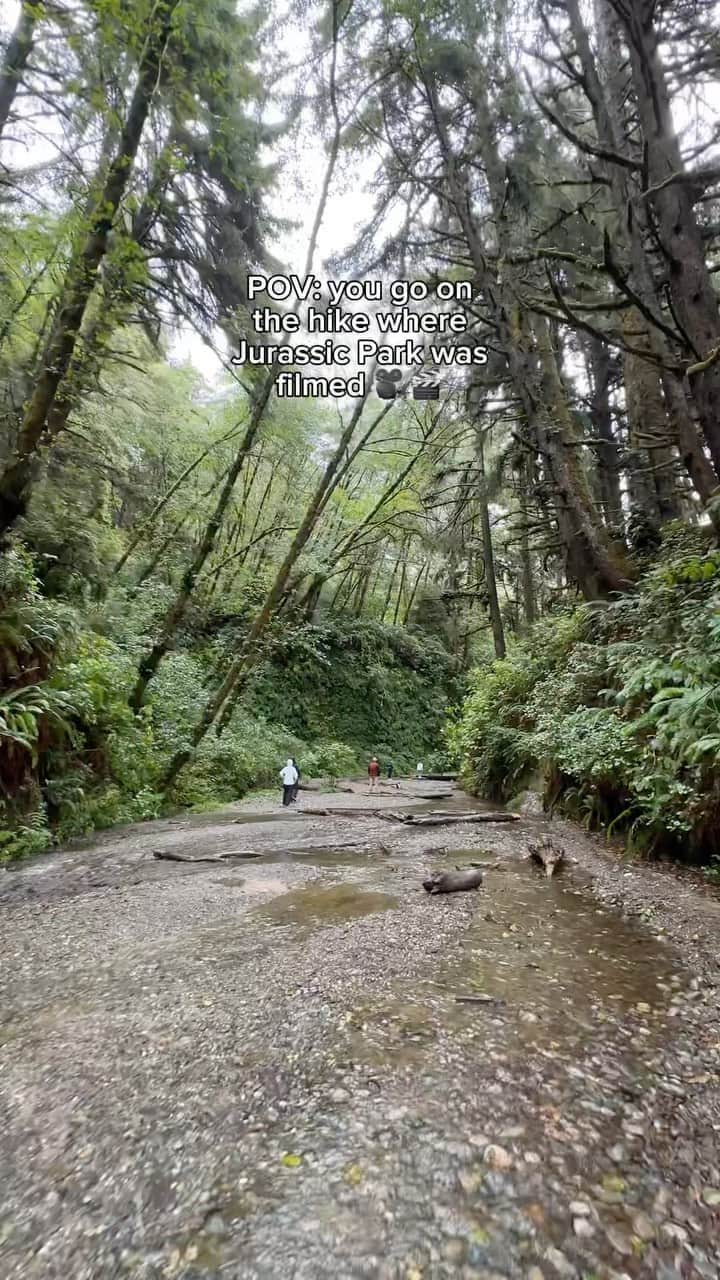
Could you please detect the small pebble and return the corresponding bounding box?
[632,1211,656,1241]
[483,1144,513,1171]
[660,1221,689,1244]
[573,1217,594,1238]
[568,1201,590,1217]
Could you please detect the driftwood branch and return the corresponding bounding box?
[153,848,262,864]
[381,810,519,827]
[527,835,565,877]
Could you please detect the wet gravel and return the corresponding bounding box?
[1,783,719,1279]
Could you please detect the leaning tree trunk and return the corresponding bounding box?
[0,0,38,139]
[0,0,181,539]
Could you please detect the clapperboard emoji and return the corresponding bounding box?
[412,369,440,400]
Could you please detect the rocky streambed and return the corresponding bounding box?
[1,783,719,1279]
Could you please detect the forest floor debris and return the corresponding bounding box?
[1,781,720,1279]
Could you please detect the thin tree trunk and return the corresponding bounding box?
[392,552,408,626]
[585,337,623,528]
[132,511,194,592]
[519,504,536,630]
[623,311,682,523]
[476,429,506,659]
[159,383,388,786]
[129,374,276,710]
[0,0,37,138]
[113,421,246,577]
[403,561,429,625]
[0,0,181,538]
[328,567,354,613]
[208,469,274,591]
[380,550,402,622]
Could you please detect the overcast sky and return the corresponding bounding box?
[0,0,373,384]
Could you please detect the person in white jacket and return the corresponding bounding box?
[280,758,298,807]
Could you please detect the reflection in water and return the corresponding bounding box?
[251,882,398,934]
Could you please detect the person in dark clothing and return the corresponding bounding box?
[386,761,394,779]
[291,757,301,801]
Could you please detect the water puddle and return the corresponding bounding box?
[346,853,676,1066]
[252,845,386,868]
[251,882,398,935]
[283,849,374,868]
[215,876,290,894]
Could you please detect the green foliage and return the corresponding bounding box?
[0,808,52,864]
[457,539,720,859]
[249,620,462,771]
[1,536,456,856]
[455,610,583,799]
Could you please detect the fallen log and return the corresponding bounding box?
[154,848,262,864]
[378,809,517,826]
[153,849,224,864]
[293,840,366,852]
[297,805,513,824]
[423,868,484,894]
[302,806,401,819]
[527,835,565,877]
[393,789,453,800]
[409,812,519,828]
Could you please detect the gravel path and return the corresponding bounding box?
[1,783,719,1279]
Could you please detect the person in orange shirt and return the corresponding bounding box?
[367,756,380,793]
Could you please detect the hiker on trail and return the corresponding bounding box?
[416,761,424,780]
[291,757,301,802]
[367,756,380,792]
[386,760,394,779]
[280,758,298,806]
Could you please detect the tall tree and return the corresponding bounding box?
[0,0,182,538]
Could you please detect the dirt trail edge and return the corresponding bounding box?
[1,782,719,1280]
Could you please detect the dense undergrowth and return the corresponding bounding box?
[452,527,720,863]
[0,549,458,861]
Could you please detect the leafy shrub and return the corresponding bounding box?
[456,534,720,860]
[0,808,52,863]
